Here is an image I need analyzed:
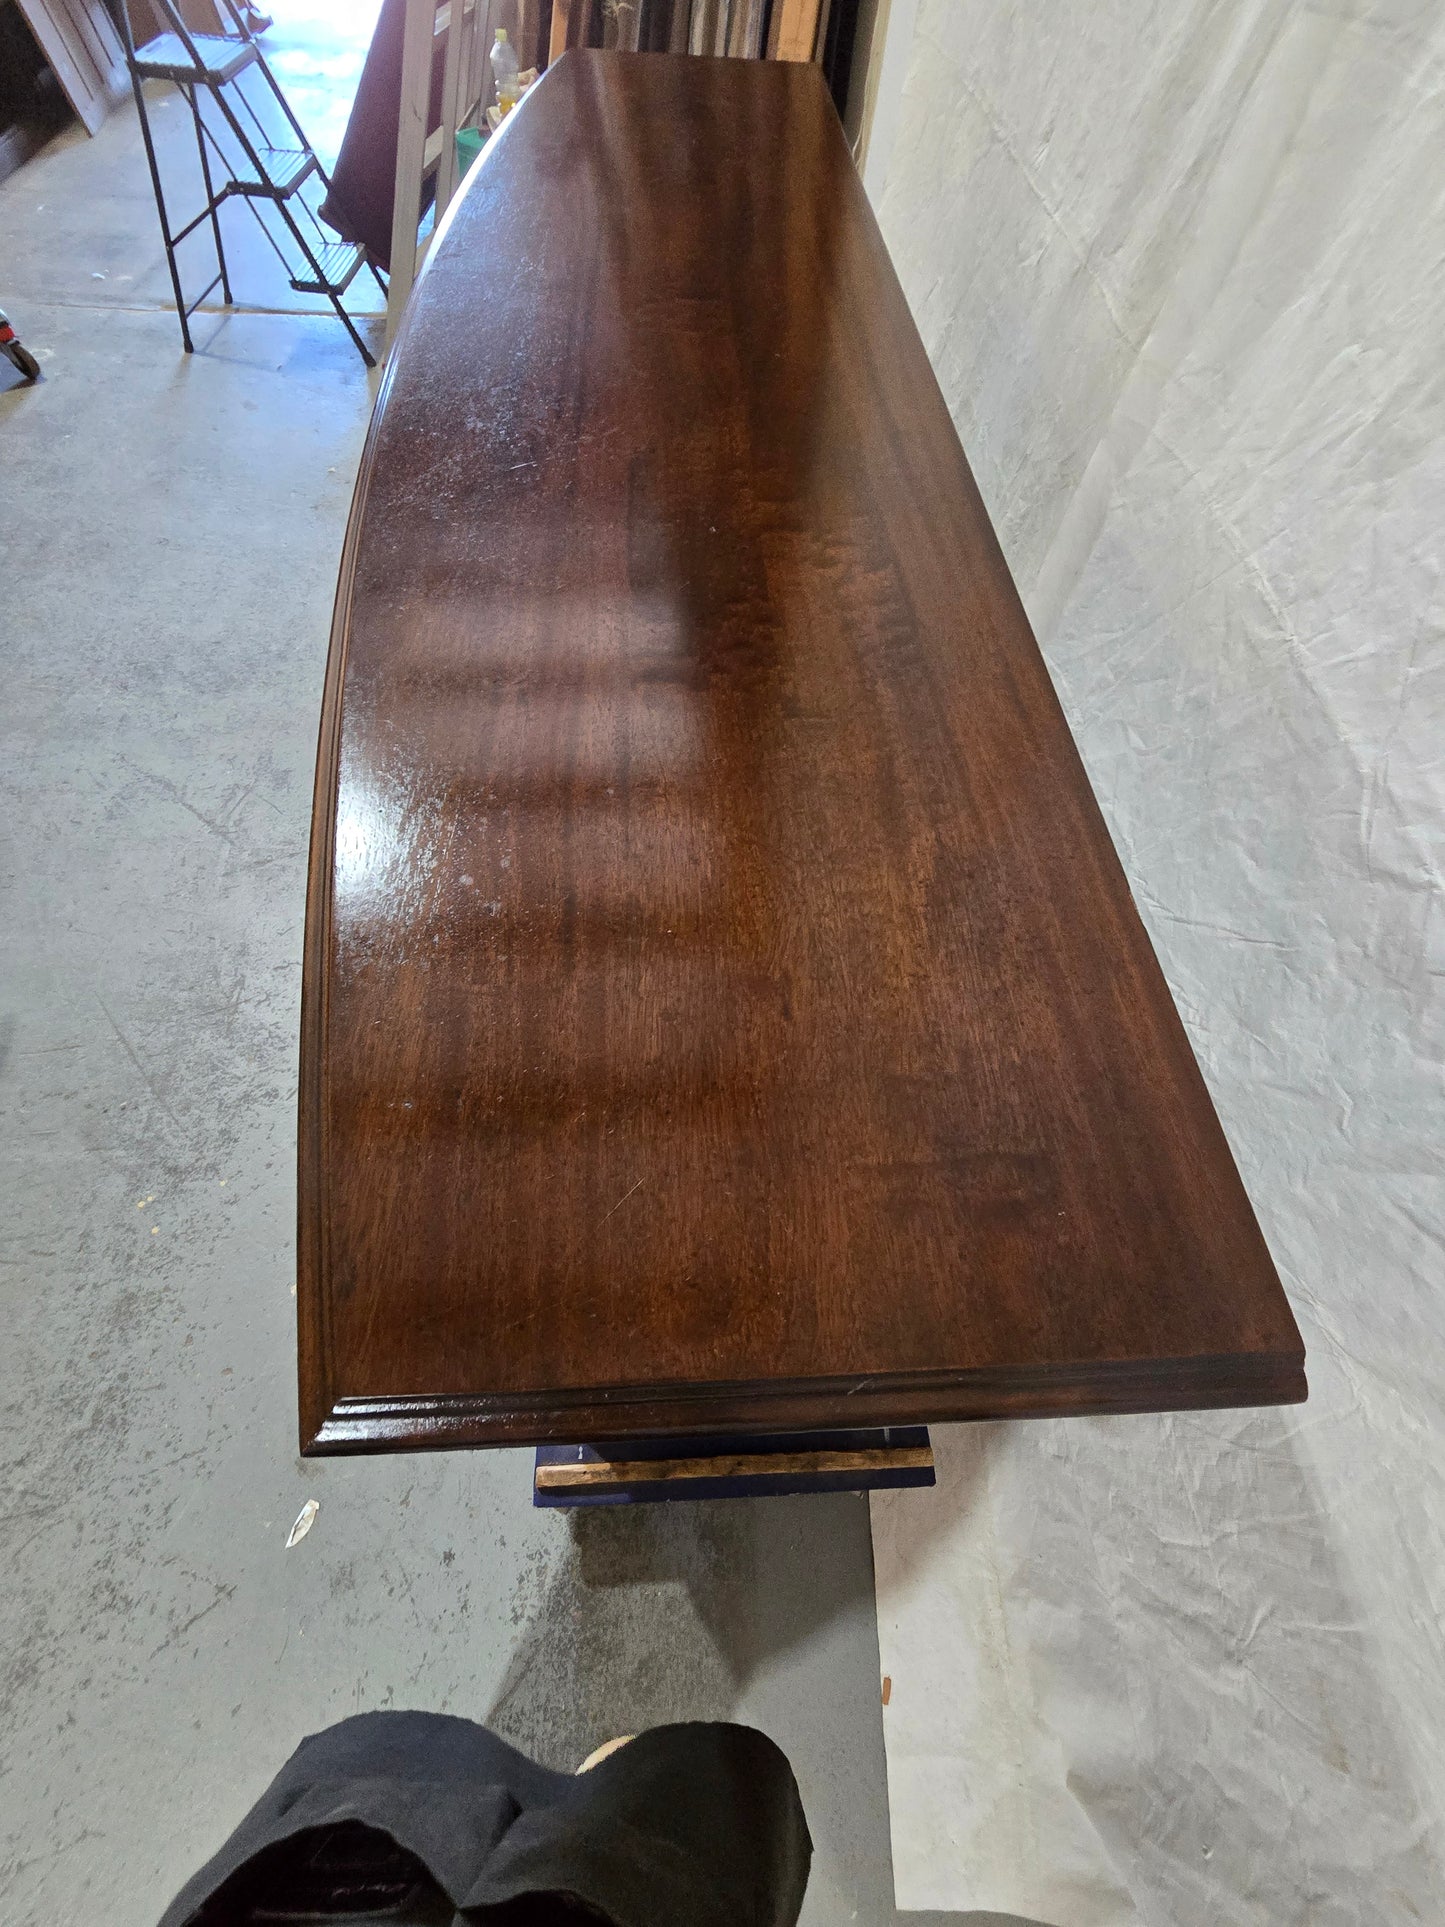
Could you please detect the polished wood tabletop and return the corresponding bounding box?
[298,51,1305,1454]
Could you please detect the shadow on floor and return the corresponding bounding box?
[483,1487,1049,1927]
[485,1490,875,1768]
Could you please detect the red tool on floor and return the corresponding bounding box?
[0,308,40,384]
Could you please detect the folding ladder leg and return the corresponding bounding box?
[188,84,234,307]
[128,68,194,352]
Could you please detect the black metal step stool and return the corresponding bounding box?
[118,0,385,366]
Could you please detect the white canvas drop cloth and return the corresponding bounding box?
[863,1,1445,1919]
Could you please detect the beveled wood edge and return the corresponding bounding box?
[298,58,533,1447]
[301,1353,1307,1454]
[296,344,407,1453]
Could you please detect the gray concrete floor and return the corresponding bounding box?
[0,65,994,1927]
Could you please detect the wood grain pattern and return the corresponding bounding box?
[298,51,1306,1455]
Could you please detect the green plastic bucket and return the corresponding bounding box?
[455,125,486,179]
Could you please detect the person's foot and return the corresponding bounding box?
[576,1736,634,1773]
[236,3,273,34]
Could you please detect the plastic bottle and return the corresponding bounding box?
[490,29,519,115]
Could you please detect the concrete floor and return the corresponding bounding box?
[0,69,993,1927]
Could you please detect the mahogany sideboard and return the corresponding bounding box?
[297,51,1305,1457]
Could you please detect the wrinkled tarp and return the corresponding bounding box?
[864,1,1445,1920]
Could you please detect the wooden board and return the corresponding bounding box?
[535,1449,935,1490]
[532,1427,936,1504]
[15,0,125,136]
[769,0,822,62]
[298,52,1306,1455]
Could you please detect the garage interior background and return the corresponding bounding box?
[2,0,1442,1920]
